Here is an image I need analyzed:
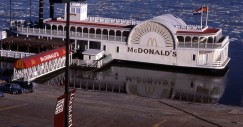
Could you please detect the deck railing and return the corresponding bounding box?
[0,50,35,59]
[86,16,141,25]
[177,36,229,49]
[174,25,208,32]
[14,27,128,42]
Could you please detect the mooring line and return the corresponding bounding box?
[157,100,224,127]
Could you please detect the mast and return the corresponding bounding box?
[9,0,12,34]
[30,0,32,22]
[205,5,209,27]
[200,6,203,29]
[50,0,54,19]
[39,0,44,28]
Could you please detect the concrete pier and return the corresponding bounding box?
[0,84,242,127]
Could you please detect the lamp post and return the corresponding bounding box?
[53,1,85,127]
[51,1,70,126]
[65,1,70,127]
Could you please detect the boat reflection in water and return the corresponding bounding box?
[43,63,227,104]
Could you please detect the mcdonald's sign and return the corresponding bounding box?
[31,59,36,65]
[15,60,25,69]
[147,38,158,47]
[145,85,155,96]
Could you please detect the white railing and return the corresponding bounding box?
[211,58,230,68]
[75,54,113,69]
[12,54,72,82]
[0,50,35,59]
[86,16,141,25]
[196,57,230,69]
[177,36,229,49]
[174,25,208,32]
[14,27,128,42]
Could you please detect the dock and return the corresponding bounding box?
[0,84,242,127]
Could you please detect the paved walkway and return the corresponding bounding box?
[0,84,242,127]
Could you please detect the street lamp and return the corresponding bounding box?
[52,0,86,127]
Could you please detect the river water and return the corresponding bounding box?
[0,0,243,107]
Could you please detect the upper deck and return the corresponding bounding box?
[176,28,220,35]
[44,16,141,30]
[174,25,227,49]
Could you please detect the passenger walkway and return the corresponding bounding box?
[12,47,72,82]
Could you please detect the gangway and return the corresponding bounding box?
[90,54,113,69]
[12,47,72,82]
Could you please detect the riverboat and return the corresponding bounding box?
[10,1,230,71]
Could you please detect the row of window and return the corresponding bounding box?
[177,36,216,43]
[70,7,87,14]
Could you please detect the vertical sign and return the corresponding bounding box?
[54,94,66,127]
[68,89,76,127]
[54,89,76,127]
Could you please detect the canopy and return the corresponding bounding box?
[14,47,66,69]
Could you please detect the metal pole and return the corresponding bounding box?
[200,11,203,29]
[30,0,31,22]
[10,0,12,34]
[205,5,209,27]
[50,0,54,19]
[65,1,70,127]
[39,0,44,28]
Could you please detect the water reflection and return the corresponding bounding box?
[41,63,227,104]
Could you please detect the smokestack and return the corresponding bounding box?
[39,0,44,28]
[50,0,54,19]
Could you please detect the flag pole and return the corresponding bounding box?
[205,5,208,27]
[200,7,203,29]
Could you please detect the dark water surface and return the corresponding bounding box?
[0,0,243,107]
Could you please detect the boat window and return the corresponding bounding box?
[192,37,198,43]
[103,45,106,51]
[185,36,191,42]
[200,37,207,43]
[214,36,217,43]
[89,55,91,60]
[208,37,214,43]
[71,8,75,13]
[116,47,119,53]
[76,8,80,13]
[193,54,196,61]
[177,36,184,42]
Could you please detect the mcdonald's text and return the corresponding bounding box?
[127,47,176,57]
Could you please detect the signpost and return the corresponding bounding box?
[52,0,86,127]
[54,89,76,127]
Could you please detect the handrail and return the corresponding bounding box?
[0,50,35,59]
[177,36,229,49]
[14,27,127,42]
[174,25,208,32]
